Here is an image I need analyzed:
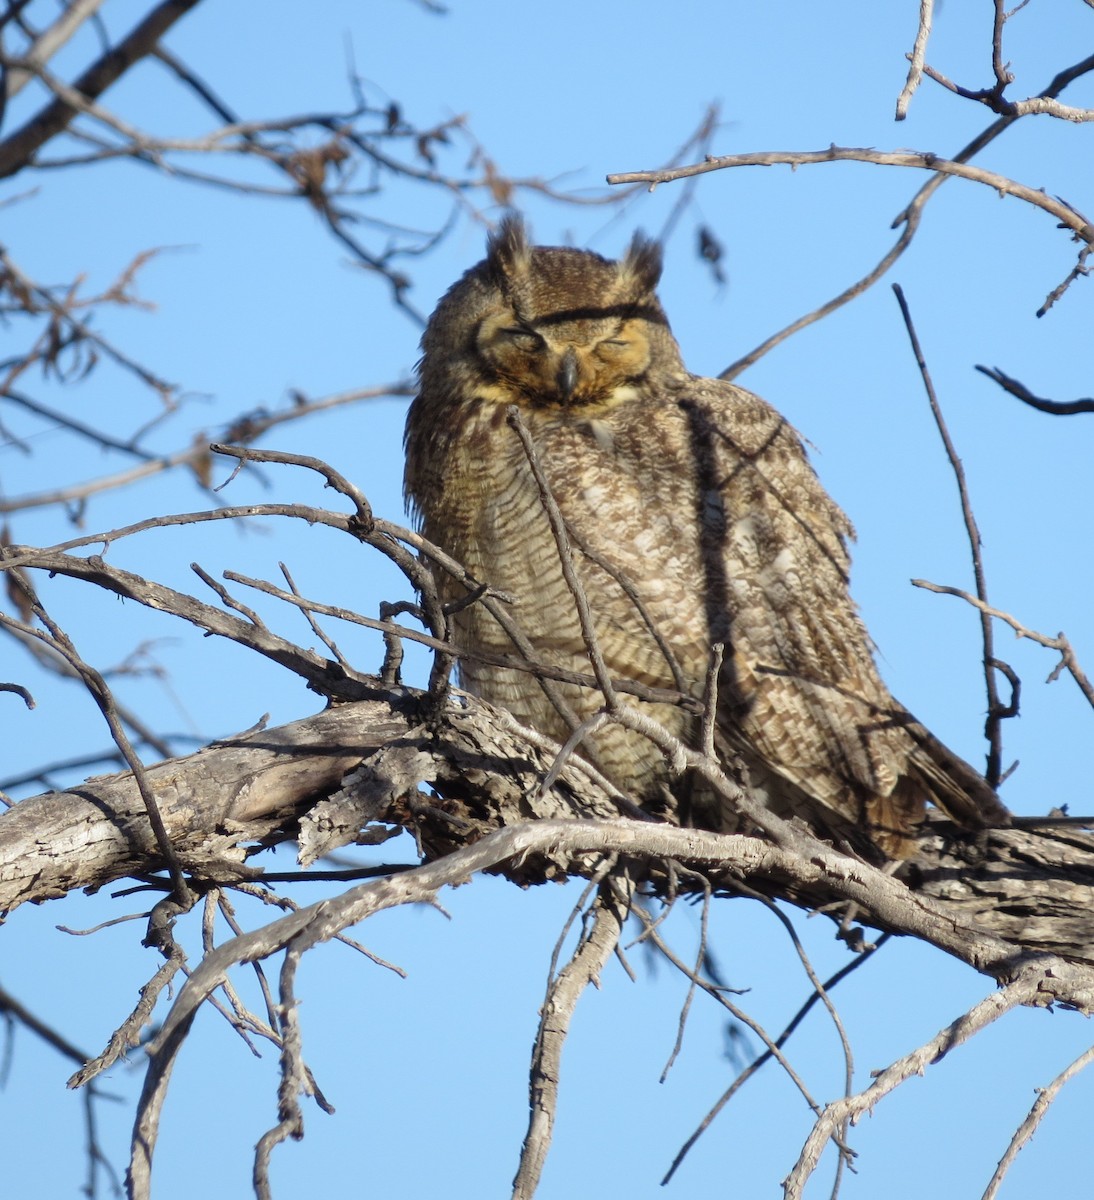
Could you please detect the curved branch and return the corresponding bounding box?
[785,978,1035,1198]
[982,1042,1094,1199]
[121,814,1094,1197]
[607,147,1094,246]
[3,0,109,101]
[911,579,1094,710]
[975,365,1094,416]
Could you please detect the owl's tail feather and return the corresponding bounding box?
[903,717,1012,833]
[865,775,925,861]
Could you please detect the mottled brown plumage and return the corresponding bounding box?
[404,216,1008,858]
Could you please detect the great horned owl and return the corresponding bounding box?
[404,216,1008,859]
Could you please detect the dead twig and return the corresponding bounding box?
[606,50,1094,376]
[608,147,1093,249]
[506,406,619,710]
[893,284,1006,786]
[911,580,1094,710]
[982,1042,1094,1200]
[785,976,1038,1199]
[513,858,627,1198]
[895,0,935,119]
[975,365,1094,415]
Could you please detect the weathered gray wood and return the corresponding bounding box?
[4,681,1094,970]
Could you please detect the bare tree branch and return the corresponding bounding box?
[512,862,631,1199]
[0,382,411,516]
[0,0,203,179]
[982,1042,1094,1200]
[895,0,935,119]
[785,978,1035,1198]
[114,808,1094,1195]
[893,284,1007,786]
[3,0,109,100]
[607,147,1094,247]
[975,365,1094,415]
[607,51,1094,377]
[911,579,1094,710]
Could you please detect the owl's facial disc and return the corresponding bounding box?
[476,310,652,409]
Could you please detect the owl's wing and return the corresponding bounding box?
[680,376,1007,852]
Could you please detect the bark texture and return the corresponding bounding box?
[4,678,1093,970]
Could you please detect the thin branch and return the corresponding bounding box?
[0,979,93,1066]
[718,208,919,379]
[1036,244,1091,317]
[785,977,1036,1198]
[512,864,630,1199]
[0,244,177,399]
[223,565,689,710]
[982,1043,1094,1200]
[699,643,723,760]
[637,915,834,1183]
[0,0,204,179]
[975,365,1094,415]
[2,616,178,761]
[923,66,1094,122]
[713,96,1028,379]
[659,903,886,1184]
[0,380,408,515]
[69,956,185,1089]
[655,868,712,1083]
[0,355,409,521]
[495,407,652,783]
[607,147,1094,248]
[253,946,307,1200]
[565,527,690,694]
[0,514,693,713]
[992,0,1013,92]
[893,284,1004,786]
[0,680,34,708]
[506,406,619,710]
[16,55,154,147]
[0,978,123,1196]
[911,579,1094,710]
[209,443,372,526]
[490,706,639,814]
[3,386,161,462]
[895,0,935,119]
[605,46,1094,377]
[3,562,193,903]
[3,0,109,100]
[694,935,891,1181]
[279,561,350,670]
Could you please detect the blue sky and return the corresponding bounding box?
[2,2,1093,1197]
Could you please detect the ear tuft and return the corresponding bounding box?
[619,230,663,294]
[487,212,531,279]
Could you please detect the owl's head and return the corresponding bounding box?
[418,215,683,412]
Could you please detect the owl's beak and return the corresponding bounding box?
[556,347,579,402]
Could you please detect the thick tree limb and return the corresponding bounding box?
[4,681,1094,972]
[0,702,391,912]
